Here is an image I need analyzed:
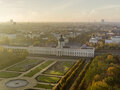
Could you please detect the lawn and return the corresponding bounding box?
[34,84,54,89]
[24,60,54,77]
[0,57,26,70]
[0,71,21,78]
[36,75,60,83]
[7,59,44,72]
[43,61,75,76]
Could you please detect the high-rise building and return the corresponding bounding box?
[101,19,104,23]
[10,19,13,24]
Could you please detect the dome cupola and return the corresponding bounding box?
[59,35,64,42]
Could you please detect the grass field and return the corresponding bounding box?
[43,61,75,75]
[24,60,54,77]
[34,84,54,89]
[0,71,21,78]
[36,75,60,83]
[7,59,44,72]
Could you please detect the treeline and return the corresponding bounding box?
[0,46,28,70]
[96,43,120,50]
[79,54,120,90]
[71,60,92,90]
[69,32,90,44]
[87,40,120,50]
[69,30,97,44]
[0,33,58,47]
[53,59,86,90]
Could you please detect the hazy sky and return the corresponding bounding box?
[0,0,120,22]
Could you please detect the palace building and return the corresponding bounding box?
[2,35,95,57]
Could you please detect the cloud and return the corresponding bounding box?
[0,0,120,22]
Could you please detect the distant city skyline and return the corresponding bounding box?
[0,0,120,22]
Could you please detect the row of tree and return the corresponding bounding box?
[53,59,86,90]
[71,60,92,90]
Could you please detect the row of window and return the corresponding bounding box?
[4,48,94,57]
[29,49,94,57]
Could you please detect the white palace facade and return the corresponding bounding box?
[2,35,95,57]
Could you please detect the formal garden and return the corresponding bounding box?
[0,58,76,90]
[43,61,75,76]
[7,59,45,72]
[0,47,77,90]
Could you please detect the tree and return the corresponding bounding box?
[106,54,115,63]
[98,41,104,48]
[107,55,114,61]
[103,77,115,86]
[107,67,119,77]
[88,81,111,90]
[116,55,120,63]
[93,74,101,82]
[33,41,40,46]
[0,46,4,52]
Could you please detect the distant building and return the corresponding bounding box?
[96,36,102,40]
[105,39,113,44]
[106,32,114,36]
[89,38,98,44]
[105,36,120,44]
[24,33,41,38]
[68,31,81,38]
[9,19,16,25]
[2,35,95,57]
[0,33,16,39]
[10,19,13,24]
[113,30,120,36]
[112,36,120,43]
[101,19,104,23]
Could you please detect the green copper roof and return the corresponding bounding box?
[59,35,64,42]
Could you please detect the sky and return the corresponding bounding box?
[0,0,120,22]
